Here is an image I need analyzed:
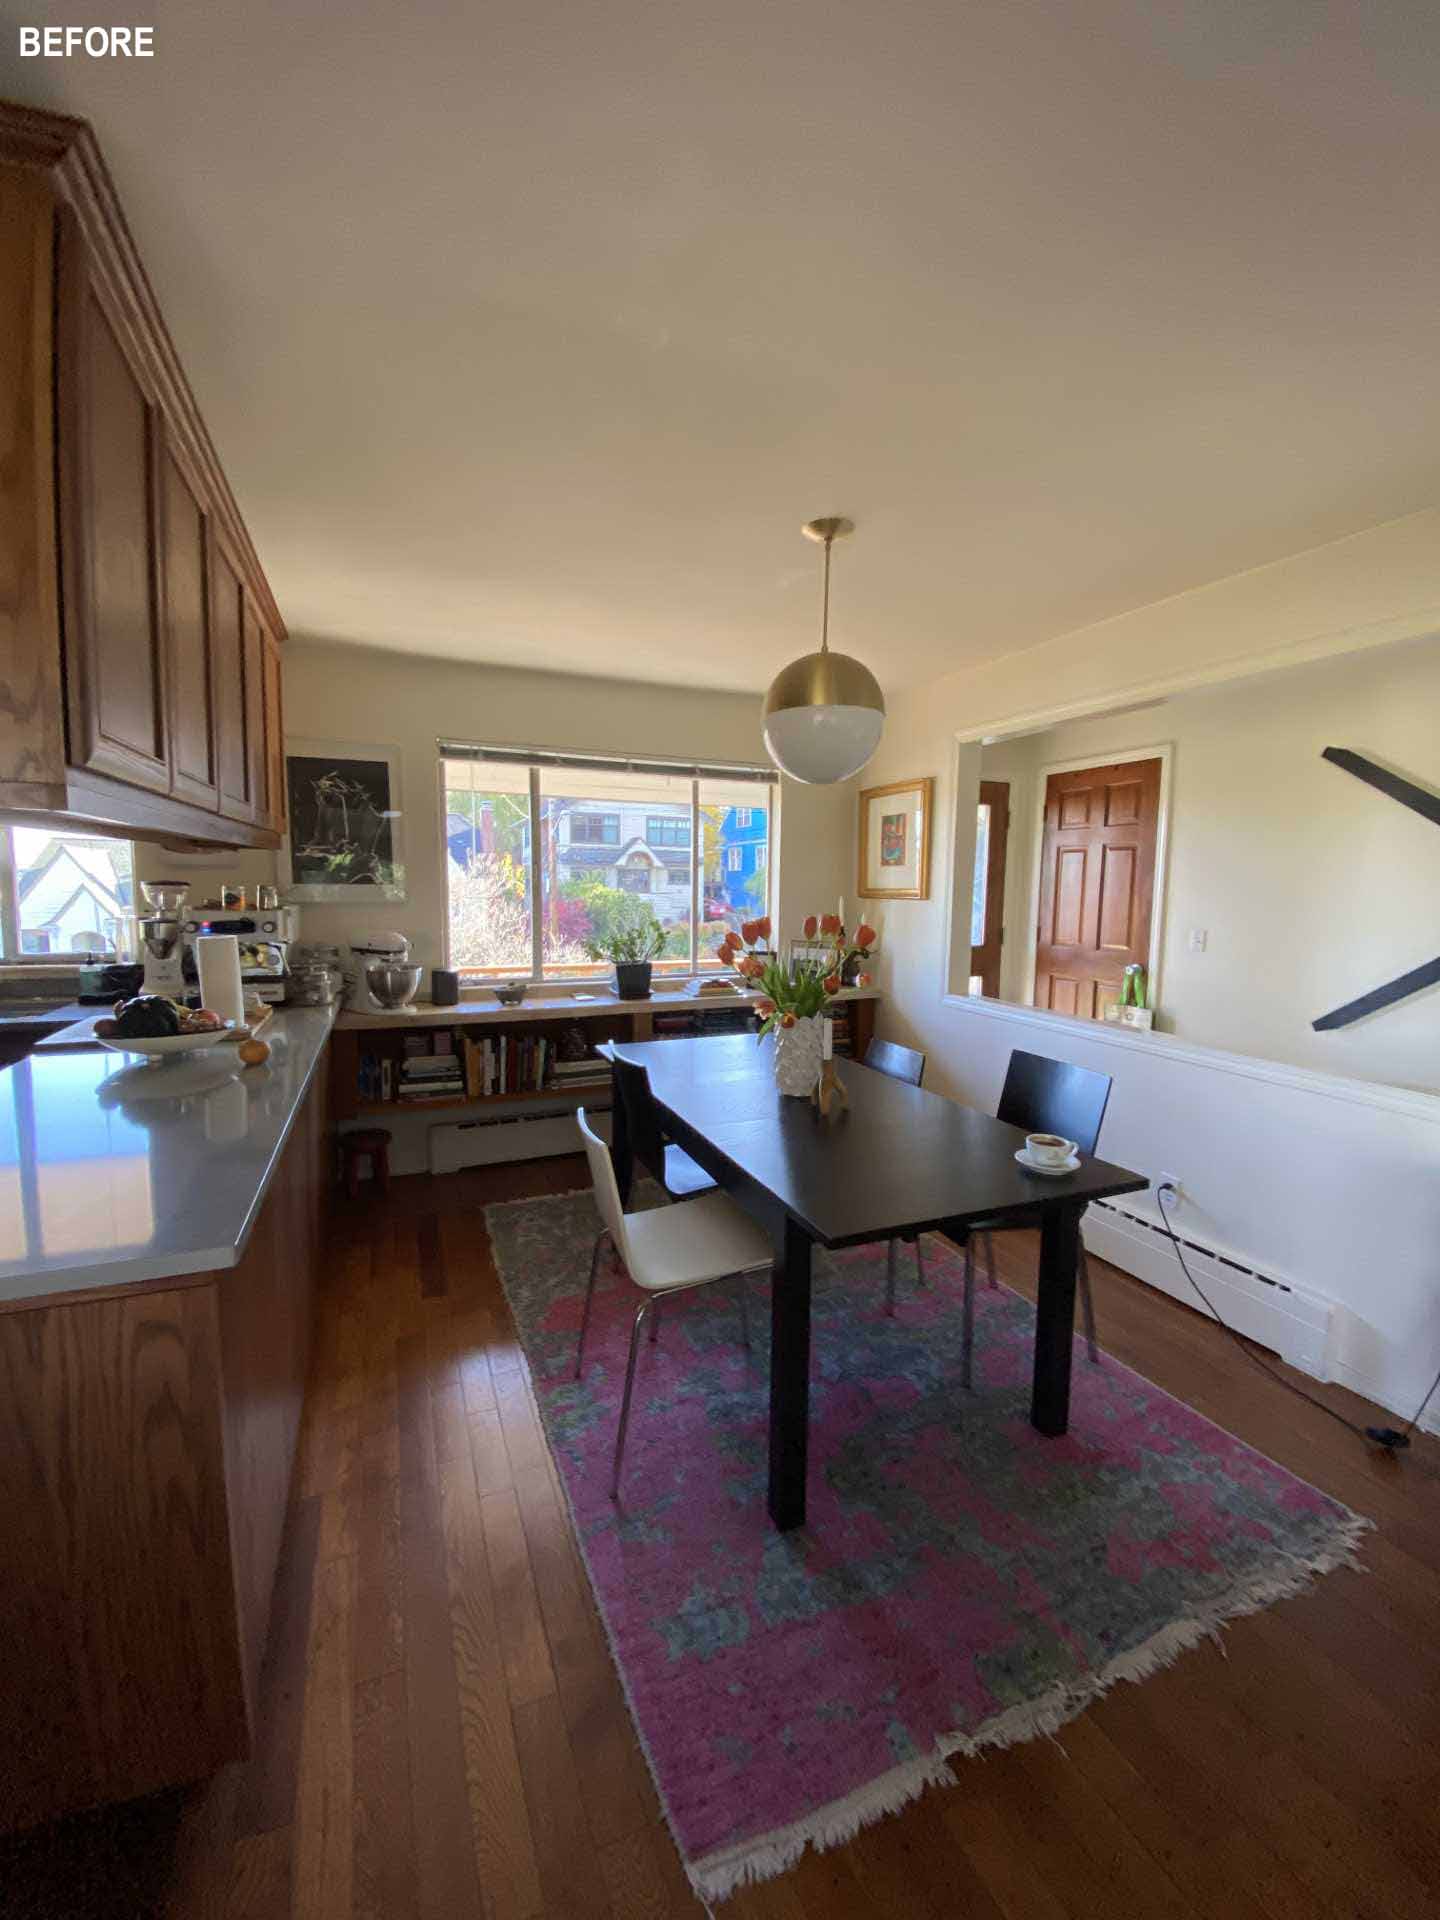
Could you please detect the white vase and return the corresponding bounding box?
[773,1013,825,1098]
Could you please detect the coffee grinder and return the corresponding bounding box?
[136,880,190,999]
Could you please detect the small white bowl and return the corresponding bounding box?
[97,1026,233,1062]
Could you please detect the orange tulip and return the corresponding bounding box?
[756,998,776,1017]
[714,944,734,965]
[779,1011,797,1029]
[755,916,772,942]
[803,914,818,939]
[823,973,841,995]
[855,923,877,949]
[819,913,840,936]
[859,971,874,986]
[740,954,764,978]
[737,919,755,945]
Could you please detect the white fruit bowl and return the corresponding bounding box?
[97,1026,233,1062]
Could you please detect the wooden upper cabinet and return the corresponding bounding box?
[56,208,170,795]
[210,537,252,819]
[260,625,286,833]
[0,103,287,849]
[242,597,266,827]
[160,438,218,810]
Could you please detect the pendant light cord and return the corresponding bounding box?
[820,536,832,653]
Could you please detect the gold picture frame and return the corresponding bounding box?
[858,775,933,900]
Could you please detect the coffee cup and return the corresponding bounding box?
[1025,1132,1076,1167]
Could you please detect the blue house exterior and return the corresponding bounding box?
[711,803,768,915]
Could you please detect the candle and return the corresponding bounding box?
[823,1017,833,1061]
[195,933,245,1029]
[838,896,845,930]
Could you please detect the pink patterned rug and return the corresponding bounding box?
[485,1188,1367,1903]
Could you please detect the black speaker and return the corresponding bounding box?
[431,968,460,1006]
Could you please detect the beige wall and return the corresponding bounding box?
[166,641,852,972]
[977,638,1440,1086]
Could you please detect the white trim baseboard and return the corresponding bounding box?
[936,988,1440,1124]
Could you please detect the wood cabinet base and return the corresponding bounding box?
[0,1054,328,1833]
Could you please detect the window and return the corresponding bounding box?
[735,807,752,827]
[1,828,134,961]
[440,745,774,979]
[570,812,619,845]
[646,814,690,847]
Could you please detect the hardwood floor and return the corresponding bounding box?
[4,1154,1439,1919]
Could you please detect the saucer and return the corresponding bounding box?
[1015,1147,1081,1176]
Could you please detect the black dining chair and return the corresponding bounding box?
[862,1035,928,1313]
[611,1055,716,1199]
[961,1049,1113,1384]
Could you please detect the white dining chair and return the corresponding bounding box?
[574,1108,774,1499]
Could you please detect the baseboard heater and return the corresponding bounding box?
[427,1102,611,1175]
[1082,1198,1334,1381]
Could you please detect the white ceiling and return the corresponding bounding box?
[5,0,1439,693]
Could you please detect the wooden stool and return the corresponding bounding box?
[341,1127,392,1198]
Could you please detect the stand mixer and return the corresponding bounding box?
[136,881,190,999]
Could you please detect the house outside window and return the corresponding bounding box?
[571,812,620,845]
[726,847,743,871]
[646,815,689,847]
[1,828,135,961]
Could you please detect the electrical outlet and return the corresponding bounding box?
[1156,1172,1182,1202]
[1187,927,1208,953]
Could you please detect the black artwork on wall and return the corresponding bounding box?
[1312,747,1440,1031]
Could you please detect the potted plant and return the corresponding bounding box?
[718,914,878,1095]
[586,907,666,1000]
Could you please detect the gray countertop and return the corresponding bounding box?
[0,1008,335,1306]
[0,998,91,1031]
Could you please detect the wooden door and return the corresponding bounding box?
[160,438,218,809]
[970,779,1010,997]
[259,626,285,833]
[56,211,169,793]
[1034,758,1162,1020]
[209,536,253,819]
[241,597,266,827]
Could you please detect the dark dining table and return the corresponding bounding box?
[604,1033,1148,1531]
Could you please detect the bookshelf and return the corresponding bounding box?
[330,988,878,1124]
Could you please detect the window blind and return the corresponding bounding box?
[439,741,775,785]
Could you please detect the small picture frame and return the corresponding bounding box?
[281,740,407,903]
[858,776,932,900]
[788,938,832,973]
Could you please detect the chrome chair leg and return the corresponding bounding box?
[574,1229,609,1378]
[1078,1246,1100,1364]
[913,1234,926,1288]
[885,1237,898,1316]
[961,1239,976,1389]
[611,1299,652,1500]
[983,1230,998,1289]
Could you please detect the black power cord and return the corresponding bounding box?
[1152,1182,1436,1458]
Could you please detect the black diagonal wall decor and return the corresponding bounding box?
[1312,747,1440,1031]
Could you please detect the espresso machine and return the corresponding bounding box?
[136,880,190,998]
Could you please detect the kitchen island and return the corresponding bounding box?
[0,1010,334,1832]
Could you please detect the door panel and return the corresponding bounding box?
[161,444,217,808]
[210,538,251,817]
[242,598,266,827]
[58,216,169,792]
[260,630,285,833]
[1034,758,1162,1020]
[1096,844,1137,951]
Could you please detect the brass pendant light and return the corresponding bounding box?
[762,517,885,784]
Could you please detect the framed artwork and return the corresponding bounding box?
[788,938,833,972]
[281,740,407,902]
[858,776,932,900]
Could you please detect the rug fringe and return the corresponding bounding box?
[686,1510,1373,1905]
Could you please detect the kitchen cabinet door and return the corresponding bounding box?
[210,536,253,820]
[56,210,170,794]
[260,626,285,833]
[160,439,218,809]
[242,598,266,828]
